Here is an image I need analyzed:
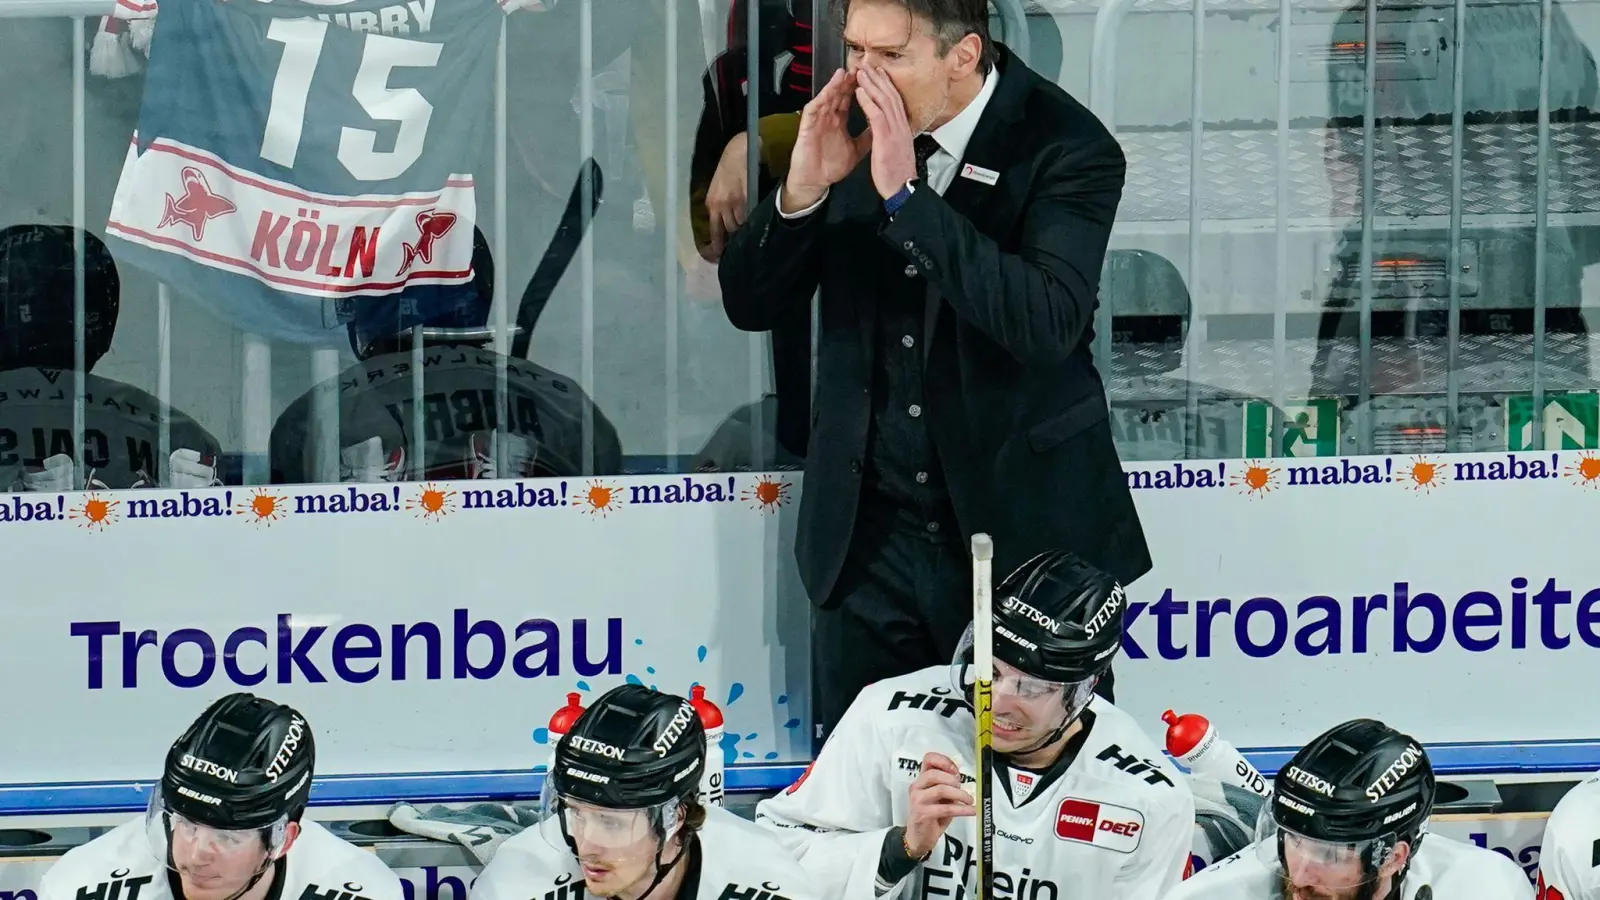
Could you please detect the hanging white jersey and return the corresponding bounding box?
[37,818,403,900]
[468,807,825,900]
[1539,771,1600,900]
[105,0,548,344]
[755,666,1196,900]
[1161,831,1534,900]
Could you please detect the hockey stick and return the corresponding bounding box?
[511,157,604,361]
[971,533,996,900]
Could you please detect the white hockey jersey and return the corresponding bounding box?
[469,807,824,900]
[1539,771,1600,899]
[1161,831,1534,899]
[38,818,403,900]
[755,666,1196,900]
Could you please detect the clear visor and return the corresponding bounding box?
[145,788,289,874]
[537,772,681,858]
[950,623,1093,701]
[1255,802,1399,892]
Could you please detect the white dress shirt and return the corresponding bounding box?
[777,62,1001,218]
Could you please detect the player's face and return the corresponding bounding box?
[1277,834,1405,900]
[168,817,288,900]
[843,0,969,134]
[990,659,1068,752]
[565,801,665,897]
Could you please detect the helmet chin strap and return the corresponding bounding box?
[628,831,692,900]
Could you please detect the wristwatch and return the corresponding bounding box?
[884,178,918,216]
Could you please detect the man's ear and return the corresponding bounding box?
[949,33,983,78]
[275,820,302,860]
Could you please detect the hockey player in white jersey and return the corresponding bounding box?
[37,693,401,900]
[1536,770,1600,899]
[756,550,1196,900]
[469,684,823,900]
[1162,718,1532,900]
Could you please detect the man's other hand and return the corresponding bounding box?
[783,68,871,213]
[704,132,751,261]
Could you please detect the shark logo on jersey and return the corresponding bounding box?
[398,209,457,276]
[159,168,237,243]
[1055,798,1145,853]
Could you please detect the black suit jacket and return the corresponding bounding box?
[718,45,1152,605]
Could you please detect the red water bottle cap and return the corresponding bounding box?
[690,684,723,729]
[1162,709,1212,757]
[549,691,586,732]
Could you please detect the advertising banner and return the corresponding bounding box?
[4,450,1600,809]
[0,472,812,792]
[1113,449,1600,756]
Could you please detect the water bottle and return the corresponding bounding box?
[546,692,586,773]
[690,685,725,807]
[1162,709,1270,796]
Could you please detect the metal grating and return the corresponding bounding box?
[1116,121,1600,223]
[1107,332,1597,398]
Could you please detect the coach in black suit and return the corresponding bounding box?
[718,0,1150,744]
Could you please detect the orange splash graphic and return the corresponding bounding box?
[742,476,792,512]
[71,493,120,531]
[1397,456,1446,492]
[1230,461,1279,497]
[237,489,288,525]
[407,483,457,521]
[573,480,623,517]
[1565,451,1600,488]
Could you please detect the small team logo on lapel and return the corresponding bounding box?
[959,163,999,186]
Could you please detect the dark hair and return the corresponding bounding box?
[681,797,708,835]
[831,0,997,73]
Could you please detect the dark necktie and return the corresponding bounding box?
[914,134,941,184]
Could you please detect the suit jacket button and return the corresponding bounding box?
[903,241,914,250]
[850,460,862,474]
[904,265,918,277]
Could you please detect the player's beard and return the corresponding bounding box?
[1275,872,1386,900]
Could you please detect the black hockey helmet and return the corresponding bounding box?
[1258,719,1435,895]
[158,693,316,831]
[548,683,705,810]
[951,551,1124,755]
[339,226,496,360]
[0,224,120,372]
[991,550,1126,683]
[542,685,704,884]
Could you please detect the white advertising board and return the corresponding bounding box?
[0,472,811,797]
[1114,450,1600,759]
[3,450,1599,812]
